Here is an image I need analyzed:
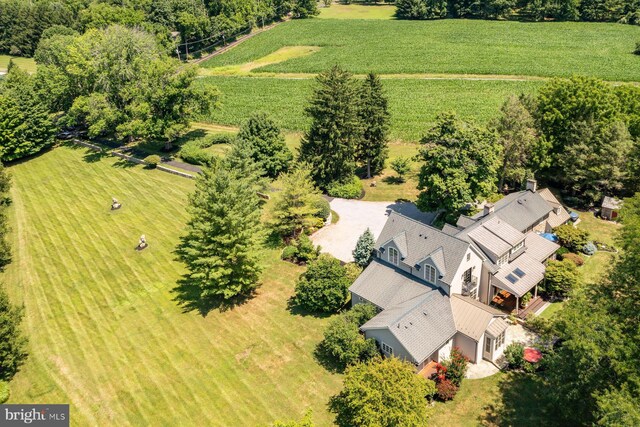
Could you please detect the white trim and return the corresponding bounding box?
[424,264,437,284]
[388,247,399,265]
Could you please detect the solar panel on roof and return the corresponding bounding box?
[514,268,526,278]
[506,274,519,284]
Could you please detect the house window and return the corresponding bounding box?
[424,265,437,284]
[467,253,471,262]
[497,253,509,266]
[388,247,399,265]
[511,240,524,254]
[494,331,505,351]
[484,336,492,354]
[381,342,393,355]
[470,286,478,299]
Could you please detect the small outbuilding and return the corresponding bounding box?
[601,196,623,221]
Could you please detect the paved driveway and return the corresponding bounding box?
[311,198,436,262]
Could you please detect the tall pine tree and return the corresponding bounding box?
[357,73,389,179]
[0,284,28,382]
[299,65,361,189]
[175,158,263,312]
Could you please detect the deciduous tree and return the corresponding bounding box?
[294,254,350,313]
[0,285,28,382]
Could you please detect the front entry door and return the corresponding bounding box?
[483,336,493,360]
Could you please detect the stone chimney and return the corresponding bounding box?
[484,203,495,216]
[526,179,538,193]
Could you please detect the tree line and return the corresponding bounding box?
[0,0,318,59]
[396,0,640,23]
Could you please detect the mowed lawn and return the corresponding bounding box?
[0,55,37,73]
[201,19,640,81]
[199,76,542,141]
[3,146,341,426]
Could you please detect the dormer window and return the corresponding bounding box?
[511,240,525,254]
[424,265,437,284]
[388,247,399,265]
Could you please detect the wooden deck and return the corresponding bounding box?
[491,294,545,320]
[418,361,438,379]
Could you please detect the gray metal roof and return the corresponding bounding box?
[524,231,560,263]
[492,252,546,298]
[467,217,525,257]
[442,223,463,236]
[376,212,470,285]
[537,188,571,229]
[451,295,505,341]
[456,215,478,229]
[362,290,457,364]
[469,190,552,233]
[349,260,432,310]
[486,318,509,338]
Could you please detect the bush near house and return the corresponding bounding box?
[520,291,532,308]
[555,224,590,253]
[504,342,525,370]
[294,254,351,313]
[441,347,469,387]
[281,234,321,264]
[582,242,597,255]
[320,304,378,369]
[563,252,585,266]
[435,378,458,401]
[544,259,580,298]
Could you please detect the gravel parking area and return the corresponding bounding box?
[311,198,436,262]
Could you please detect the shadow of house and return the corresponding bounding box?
[385,201,437,225]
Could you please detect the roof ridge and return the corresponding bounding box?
[388,211,472,246]
[387,289,440,327]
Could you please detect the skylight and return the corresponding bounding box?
[514,268,526,278]
[506,274,519,284]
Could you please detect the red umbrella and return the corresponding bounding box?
[524,347,542,363]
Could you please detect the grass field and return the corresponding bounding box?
[0,55,37,73]
[201,19,640,81]
[199,76,542,141]
[3,146,342,426]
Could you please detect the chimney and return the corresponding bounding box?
[484,203,495,216]
[526,179,537,193]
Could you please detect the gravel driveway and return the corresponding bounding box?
[312,198,436,262]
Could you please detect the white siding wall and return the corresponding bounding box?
[453,332,478,363]
[438,338,453,362]
[449,248,483,298]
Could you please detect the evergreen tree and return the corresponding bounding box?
[0,285,28,382]
[175,159,263,309]
[299,66,361,189]
[0,163,11,270]
[357,73,389,179]
[272,166,323,239]
[352,228,375,268]
[0,63,56,162]
[416,113,501,221]
[237,113,293,179]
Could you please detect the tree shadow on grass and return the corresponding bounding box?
[313,342,345,374]
[286,297,335,319]
[381,176,405,185]
[480,372,559,426]
[111,158,139,169]
[263,229,285,250]
[171,277,258,316]
[83,150,110,163]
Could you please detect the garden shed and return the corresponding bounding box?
[601,196,622,221]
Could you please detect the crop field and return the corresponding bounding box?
[3,146,341,426]
[202,19,640,81]
[200,76,542,141]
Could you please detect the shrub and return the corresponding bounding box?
[0,381,8,404]
[563,252,585,266]
[143,154,161,168]
[554,224,590,252]
[582,242,597,256]
[441,347,469,387]
[294,234,321,263]
[504,342,525,370]
[520,292,532,308]
[556,246,569,259]
[523,361,537,373]
[281,245,297,261]
[344,302,377,326]
[327,176,363,199]
[321,314,378,369]
[544,259,580,298]
[435,379,458,401]
[390,157,411,182]
[352,228,375,268]
[344,263,363,284]
[311,196,331,221]
[294,254,350,313]
[180,141,217,166]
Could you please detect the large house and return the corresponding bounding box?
[349,180,568,369]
